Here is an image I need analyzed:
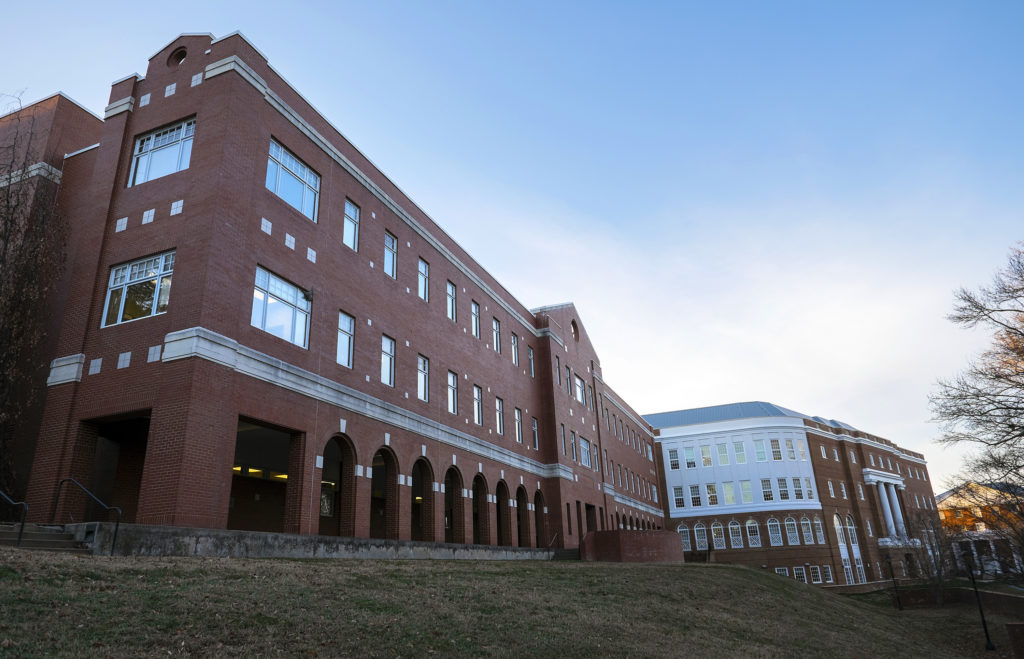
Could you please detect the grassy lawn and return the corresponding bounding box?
[0,549,1018,657]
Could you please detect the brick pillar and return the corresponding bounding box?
[24,384,85,523]
[398,468,412,541]
[353,464,371,538]
[284,431,314,534]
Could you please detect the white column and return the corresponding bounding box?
[876,481,896,537]
[887,484,907,537]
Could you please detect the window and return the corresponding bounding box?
[336,311,355,367]
[265,140,319,220]
[103,251,175,327]
[797,441,807,460]
[792,478,803,500]
[383,232,397,278]
[447,372,458,414]
[820,445,827,459]
[495,397,504,434]
[380,335,395,386]
[717,444,729,465]
[711,522,726,550]
[556,357,561,385]
[809,565,822,584]
[446,281,457,321]
[785,439,796,460]
[840,482,848,500]
[767,518,783,546]
[869,454,875,467]
[733,441,746,464]
[528,347,535,377]
[723,482,736,505]
[472,386,482,424]
[130,119,194,187]
[801,517,814,544]
[514,408,523,443]
[866,520,873,537]
[673,487,686,508]
[492,318,501,353]
[250,266,308,347]
[729,521,744,548]
[694,523,708,551]
[471,301,481,337]
[833,448,840,461]
[567,367,573,396]
[774,567,789,577]
[560,424,567,456]
[701,446,712,467]
[511,333,519,366]
[689,485,702,507]
[746,520,761,547]
[343,199,359,250]
[417,259,430,301]
[684,447,696,468]
[706,483,719,506]
[857,483,865,500]
[579,437,592,467]
[849,449,857,464]
[770,439,783,461]
[793,566,807,583]
[740,480,753,503]
[574,376,586,404]
[785,517,800,545]
[814,517,826,544]
[531,418,539,449]
[761,479,774,502]
[754,439,767,462]
[416,355,429,401]
[777,478,790,501]
[822,565,834,583]
[805,477,814,500]
[677,525,691,551]
[570,431,577,461]
[827,481,835,498]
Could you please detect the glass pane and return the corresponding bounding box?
[337,332,352,367]
[178,137,193,171]
[264,295,292,341]
[293,310,307,347]
[104,289,123,326]
[302,187,316,220]
[121,279,156,321]
[156,275,172,313]
[147,144,180,182]
[384,251,395,276]
[131,154,149,185]
[265,160,279,192]
[251,289,265,328]
[277,169,304,212]
[343,219,357,249]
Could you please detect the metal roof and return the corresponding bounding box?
[643,401,859,432]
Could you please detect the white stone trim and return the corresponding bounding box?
[64,143,100,159]
[862,468,905,488]
[601,482,663,517]
[104,96,135,119]
[0,162,62,188]
[46,354,85,386]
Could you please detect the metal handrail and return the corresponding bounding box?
[547,531,560,549]
[49,478,121,556]
[0,489,27,547]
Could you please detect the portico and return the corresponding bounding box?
[863,470,907,541]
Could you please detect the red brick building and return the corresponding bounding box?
[10,33,663,549]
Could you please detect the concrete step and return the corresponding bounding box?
[0,523,91,554]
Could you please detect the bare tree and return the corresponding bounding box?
[903,510,957,604]
[942,463,1024,578]
[0,97,67,503]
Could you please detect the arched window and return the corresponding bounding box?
[728,521,744,548]
[784,517,800,545]
[677,524,691,552]
[833,514,846,545]
[845,515,859,546]
[694,522,708,550]
[767,518,783,546]
[800,517,814,544]
[813,516,825,544]
[711,522,726,549]
[746,520,761,547]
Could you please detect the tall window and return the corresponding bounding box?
[701,446,712,467]
[677,525,691,552]
[711,522,726,549]
[840,482,848,499]
[785,517,800,545]
[740,480,753,503]
[805,477,814,500]
[723,481,736,505]
[492,318,501,353]
[380,335,395,386]
[446,281,457,321]
[729,521,744,548]
[383,232,397,278]
[471,301,480,337]
[343,199,359,250]
[777,478,790,501]
[717,444,729,465]
[761,478,774,501]
[746,520,761,547]
[417,259,429,301]
[251,266,308,348]
[809,565,822,584]
[822,565,834,583]
[570,431,577,461]
[130,119,194,187]
[511,333,519,366]
[416,355,429,401]
[706,483,719,505]
[689,484,701,507]
[814,517,826,544]
[673,486,686,508]
[103,251,175,327]
[754,439,767,462]
[792,478,803,500]
[560,424,566,456]
[447,372,458,414]
[265,140,319,220]
[734,441,746,464]
[786,439,796,460]
[495,397,504,434]
[556,357,561,385]
[579,437,592,467]
[684,447,696,468]
[531,417,539,449]
[574,376,586,404]
[668,449,680,470]
[767,518,783,546]
[567,367,573,396]
[793,567,807,583]
[473,386,482,425]
[770,439,783,461]
[514,408,523,443]
[528,347,535,377]
[694,523,708,551]
[827,481,835,498]
[337,311,355,367]
[801,517,814,544]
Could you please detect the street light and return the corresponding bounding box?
[962,550,996,652]
[885,554,903,611]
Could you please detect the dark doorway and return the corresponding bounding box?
[318,435,356,537]
[370,449,398,539]
[516,486,530,547]
[228,419,295,533]
[496,481,512,546]
[472,474,489,544]
[88,414,151,523]
[444,467,465,543]
[410,458,434,541]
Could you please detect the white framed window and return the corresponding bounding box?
[531,417,539,449]
[774,567,789,577]
[858,483,865,500]
[492,318,501,352]
[103,251,175,327]
[797,441,807,460]
[251,266,309,348]
[849,449,857,464]
[777,478,790,501]
[446,281,457,321]
[801,517,814,544]
[579,437,591,467]
[785,439,796,460]
[869,454,876,467]
[130,119,194,187]
[383,232,397,278]
[717,443,729,465]
[511,333,519,366]
[574,375,586,404]
[673,487,686,508]
[711,522,726,549]
[416,355,429,402]
[677,524,691,552]
[472,385,482,424]
[723,481,735,505]
[701,446,712,467]
[746,521,761,547]
[740,480,753,503]
[733,441,746,464]
[827,481,835,498]
[761,478,774,501]
[770,439,783,461]
[337,311,355,367]
[767,518,783,546]
[820,445,827,459]
[814,517,826,544]
[754,439,767,462]
[528,347,535,377]
[729,521,744,548]
[561,425,567,456]
[866,520,873,537]
[343,199,359,250]
[793,566,807,583]
[514,408,523,443]
[694,523,708,551]
[805,477,814,500]
[793,478,803,500]
[689,484,701,507]
[556,357,561,386]
[567,367,573,396]
[840,482,848,499]
[833,448,840,462]
[570,431,577,461]
[684,447,696,468]
[417,259,430,301]
[785,517,800,545]
[706,483,719,506]
[668,449,680,470]
[495,397,504,435]
[809,565,822,584]
[447,372,458,414]
[823,565,834,583]
[471,301,480,338]
[380,335,395,386]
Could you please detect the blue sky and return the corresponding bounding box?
[4,1,1022,487]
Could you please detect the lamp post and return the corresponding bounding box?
[962,550,996,651]
[885,554,903,611]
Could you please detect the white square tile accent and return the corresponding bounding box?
[142,209,155,225]
[306,247,316,263]
[190,73,203,87]
[285,233,295,250]
[115,217,127,232]
[139,93,151,107]
[165,83,176,97]
[88,358,102,375]
[260,218,272,235]
[117,352,131,369]
[170,200,183,216]
[147,345,162,362]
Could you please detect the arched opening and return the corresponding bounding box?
[516,486,530,547]
[495,481,512,546]
[229,418,298,533]
[318,434,357,537]
[472,474,489,544]
[410,458,435,542]
[533,490,546,548]
[444,467,465,543]
[369,448,399,539]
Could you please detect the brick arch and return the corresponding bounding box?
[410,457,435,542]
[515,486,530,547]
[369,447,400,540]
[318,433,357,537]
[471,473,489,545]
[495,480,512,546]
[444,466,465,544]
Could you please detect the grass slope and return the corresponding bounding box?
[0,550,1016,657]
